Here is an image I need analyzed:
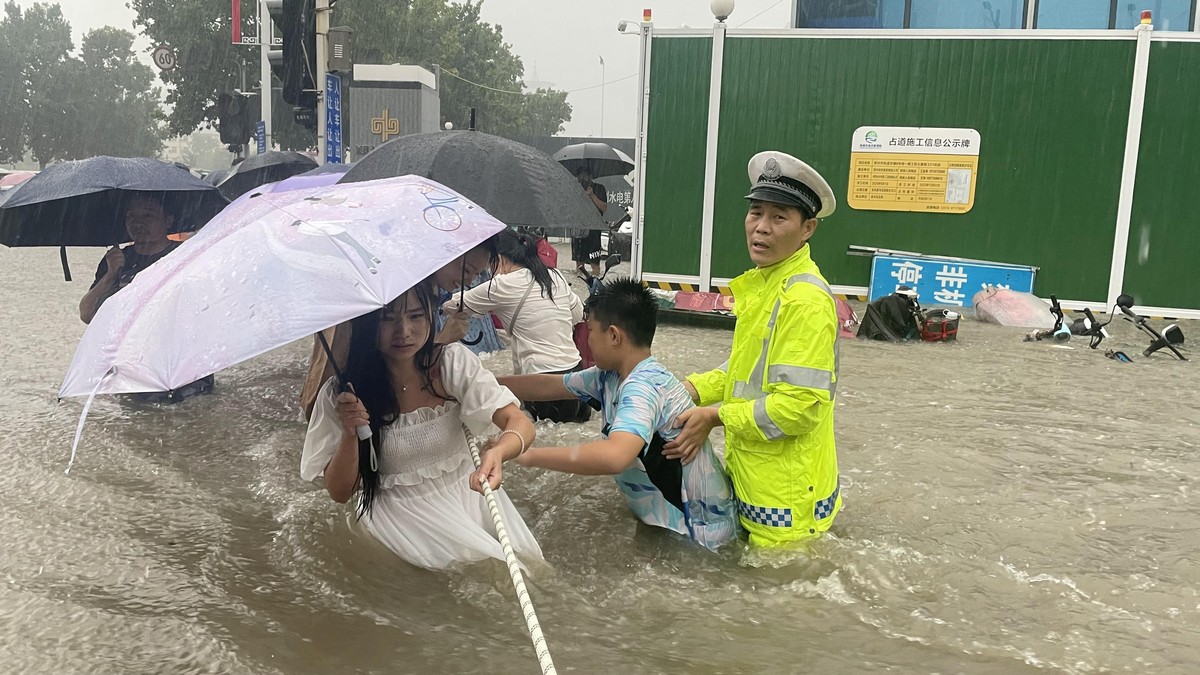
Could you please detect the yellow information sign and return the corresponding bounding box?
[848,126,980,214]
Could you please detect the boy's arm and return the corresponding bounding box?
[516,432,644,475]
[497,374,573,402]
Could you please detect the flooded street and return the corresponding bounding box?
[2,244,1199,674]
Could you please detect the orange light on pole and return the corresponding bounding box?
[1140,10,1152,24]
[643,8,652,22]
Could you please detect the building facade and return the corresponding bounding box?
[792,1,1196,31]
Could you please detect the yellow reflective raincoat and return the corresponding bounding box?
[688,245,841,547]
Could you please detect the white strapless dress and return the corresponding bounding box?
[301,344,543,570]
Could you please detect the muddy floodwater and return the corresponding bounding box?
[2,245,1198,674]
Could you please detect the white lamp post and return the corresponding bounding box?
[711,0,735,23]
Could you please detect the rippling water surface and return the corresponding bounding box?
[3,246,1198,673]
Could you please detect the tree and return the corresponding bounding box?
[335,0,572,137]
[130,0,572,151]
[74,27,168,159]
[0,1,74,165]
[0,3,166,167]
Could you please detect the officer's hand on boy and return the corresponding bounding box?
[663,407,721,464]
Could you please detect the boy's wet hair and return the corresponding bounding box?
[585,277,657,348]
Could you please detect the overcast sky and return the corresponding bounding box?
[16,0,792,138]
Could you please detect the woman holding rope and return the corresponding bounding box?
[300,282,543,570]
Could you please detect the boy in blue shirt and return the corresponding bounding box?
[496,279,737,549]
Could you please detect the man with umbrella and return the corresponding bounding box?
[79,195,179,324]
[571,167,607,278]
[76,192,216,402]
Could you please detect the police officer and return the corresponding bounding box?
[664,151,841,547]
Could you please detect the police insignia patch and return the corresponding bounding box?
[763,157,782,180]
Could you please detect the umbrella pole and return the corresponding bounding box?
[317,329,376,466]
[60,246,72,282]
[316,330,349,385]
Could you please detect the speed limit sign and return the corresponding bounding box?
[152,45,176,72]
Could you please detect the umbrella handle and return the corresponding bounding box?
[316,331,373,442]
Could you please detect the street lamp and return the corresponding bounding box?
[711,0,735,23]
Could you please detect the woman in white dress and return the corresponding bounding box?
[443,230,590,423]
[301,283,543,570]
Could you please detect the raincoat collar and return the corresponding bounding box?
[733,244,814,295]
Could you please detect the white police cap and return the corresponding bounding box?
[745,151,836,219]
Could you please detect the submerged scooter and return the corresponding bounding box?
[1074,294,1186,360]
[1115,294,1186,360]
[1024,295,1072,343]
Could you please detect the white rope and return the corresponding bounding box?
[463,425,557,675]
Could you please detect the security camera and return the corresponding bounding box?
[617,20,629,32]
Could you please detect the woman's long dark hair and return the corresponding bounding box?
[492,229,558,300]
[341,283,447,517]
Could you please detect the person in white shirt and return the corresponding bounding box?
[443,230,591,423]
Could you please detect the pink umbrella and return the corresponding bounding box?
[60,175,508,470]
[0,171,36,188]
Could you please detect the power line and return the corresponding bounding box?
[567,73,636,93]
[736,0,788,27]
[439,69,528,95]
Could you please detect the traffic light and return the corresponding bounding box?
[266,0,316,109]
[266,1,286,83]
[217,91,256,146]
[266,0,317,128]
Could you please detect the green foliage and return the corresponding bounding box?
[129,0,572,153]
[0,2,166,167]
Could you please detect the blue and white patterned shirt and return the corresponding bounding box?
[564,357,738,549]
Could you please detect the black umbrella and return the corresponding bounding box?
[553,142,635,179]
[216,150,318,200]
[0,156,229,248]
[205,168,230,186]
[339,131,606,235]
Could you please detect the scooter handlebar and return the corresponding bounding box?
[1119,305,1145,324]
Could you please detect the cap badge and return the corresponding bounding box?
[762,157,782,180]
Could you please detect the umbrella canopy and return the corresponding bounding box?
[206,169,230,186]
[60,175,507,398]
[298,161,354,177]
[224,170,344,210]
[552,142,635,178]
[340,131,606,235]
[0,171,37,189]
[0,157,229,247]
[217,151,318,200]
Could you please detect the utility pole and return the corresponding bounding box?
[259,0,273,150]
[316,0,330,163]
